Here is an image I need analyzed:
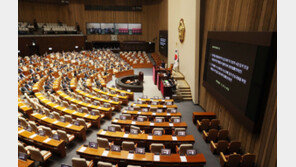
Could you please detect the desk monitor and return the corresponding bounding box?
[137,100,143,104]
[78,108,83,113]
[152,101,158,105]
[155,118,163,123]
[111,145,121,152]
[89,142,98,149]
[119,115,127,120]
[142,108,148,112]
[49,114,54,119]
[130,129,139,135]
[135,147,145,154]
[60,117,66,122]
[186,149,197,156]
[137,117,144,122]
[74,121,80,126]
[170,109,177,113]
[153,96,159,99]
[108,126,116,132]
[128,107,134,111]
[38,130,45,136]
[166,101,173,105]
[52,133,60,140]
[18,152,27,161]
[161,149,171,155]
[156,109,163,113]
[153,130,163,136]
[177,131,186,136]
[26,126,32,132]
[90,111,96,116]
[173,118,181,123]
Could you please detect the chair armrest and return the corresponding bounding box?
[202,130,208,142]
[176,145,179,153]
[220,152,227,167]
[210,141,216,153]
[88,160,94,167]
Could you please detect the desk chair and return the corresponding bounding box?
[241,153,256,167]
[111,124,122,132]
[97,137,111,149]
[152,128,165,135]
[176,144,193,155]
[173,128,186,136]
[122,141,135,151]
[150,143,164,154]
[202,129,219,143]
[72,157,93,167]
[28,147,52,164]
[57,130,75,144]
[210,140,229,154]
[220,152,241,167]
[197,119,210,131]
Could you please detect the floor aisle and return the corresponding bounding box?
[48,68,220,167]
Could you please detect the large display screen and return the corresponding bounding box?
[86,23,141,35]
[159,30,168,56]
[203,32,276,131]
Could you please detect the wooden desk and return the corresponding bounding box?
[18,159,34,167]
[97,129,195,145]
[131,103,178,110]
[192,112,216,123]
[122,110,182,119]
[93,87,129,105]
[111,119,187,131]
[138,98,174,104]
[35,92,101,128]
[76,89,121,111]
[18,127,66,157]
[31,113,86,140]
[57,90,113,119]
[76,145,206,167]
[108,86,134,101]
[18,97,33,116]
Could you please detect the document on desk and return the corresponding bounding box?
[66,124,72,128]
[84,114,89,117]
[152,113,156,115]
[32,113,37,116]
[163,105,167,108]
[29,134,37,139]
[41,116,48,120]
[62,108,67,111]
[53,120,59,124]
[123,110,127,113]
[43,138,51,143]
[102,150,109,157]
[131,121,136,125]
[154,155,160,161]
[180,156,187,162]
[167,113,171,116]
[147,135,153,140]
[137,111,141,114]
[18,129,25,134]
[127,153,134,159]
[78,101,83,104]
[78,146,86,152]
[172,136,177,141]
[169,123,173,127]
[113,119,118,123]
[123,134,129,138]
[73,111,77,114]
[150,122,155,126]
[100,130,106,135]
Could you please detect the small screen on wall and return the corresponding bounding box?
[86,23,141,35]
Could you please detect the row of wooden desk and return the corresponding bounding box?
[92,87,129,105]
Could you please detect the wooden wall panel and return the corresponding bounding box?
[18,0,167,48]
[199,0,277,167]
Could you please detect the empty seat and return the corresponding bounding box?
[130,125,142,133]
[42,126,54,138]
[97,137,110,149]
[52,111,60,120]
[170,117,181,123]
[220,152,241,167]
[77,118,89,129]
[62,101,69,108]
[64,115,73,123]
[152,128,165,135]
[18,143,30,155]
[122,141,135,151]
[150,107,157,112]
[72,157,93,167]
[209,119,220,129]
[70,104,78,111]
[97,161,114,167]
[122,114,132,120]
[174,128,186,135]
[81,107,89,114]
[57,129,75,144]
[28,147,52,163]
[241,153,256,167]
[137,116,148,121]
[176,144,193,155]
[217,129,229,141]
[210,140,229,154]
[150,143,164,154]
[154,117,164,122]
[91,109,101,116]
[111,124,122,132]
[197,119,210,131]
[228,141,241,154]
[19,117,29,129]
[202,129,219,142]
[28,121,39,133]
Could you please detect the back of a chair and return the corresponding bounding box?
[228,154,241,167]
[138,116,148,121]
[210,119,220,129]
[150,107,157,112]
[122,114,132,120]
[200,119,210,130]
[155,117,164,122]
[91,109,100,116]
[97,137,110,149]
[97,161,113,167]
[228,141,241,154]
[62,101,69,108]
[217,140,229,153]
[70,104,78,111]
[111,124,122,132]
[171,117,181,123]
[150,143,164,154]
[52,111,60,120]
[28,121,38,133]
[65,115,73,123]
[130,125,141,132]
[179,144,193,155]
[218,129,229,140]
[43,108,50,116]
[208,129,219,141]
[81,107,89,114]
[77,118,87,128]
[43,126,53,137]
[18,143,27,154]
[241,153,256,167]
[174,128,186,135]
[28,147,44,162]
[57,130,68,143]
[122,141,135,151]
[19,117,28,129]
[72,157,88,167]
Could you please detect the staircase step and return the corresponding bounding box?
[183,97,192,101]
[181,92,192,95]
